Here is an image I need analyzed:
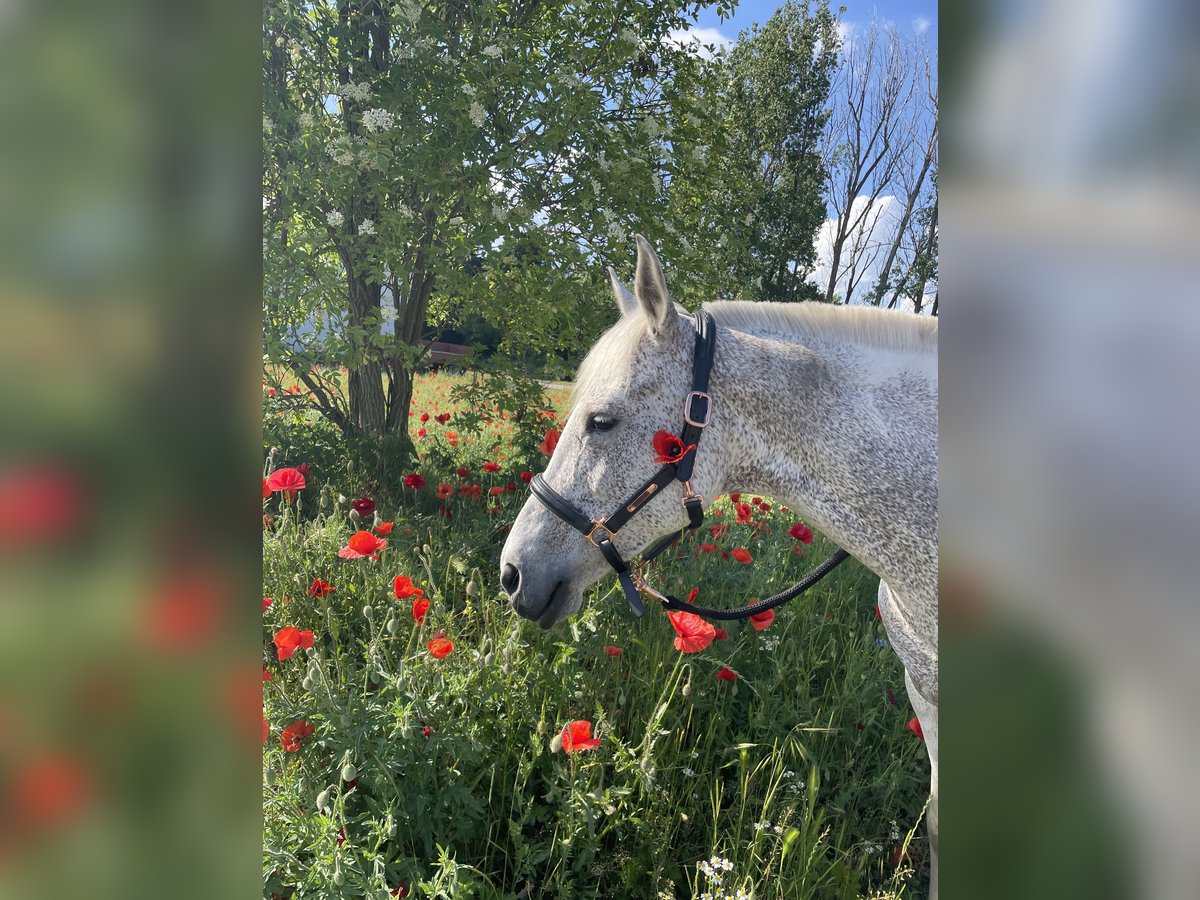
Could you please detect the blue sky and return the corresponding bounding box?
[690,0,936,50]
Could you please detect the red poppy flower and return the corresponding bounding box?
[667,609,716,653]
[392,884,410,898]
[262,716,269,745]
[488,486,505,497]
[266,467,306,500]
[714,627,728,640]
[906,716,924,739]
[422,725,432,738]
[262,478,270,499]
[686,587,699,604]
[274,626,315,661]
[716,666,738,681]
[307,578,335,598]
[709,524,728,539]
[280,718,314,752]
[404,474,425,489]
[604,645,623,656]
[459,483,481,498]
[732,547,753,564]
[262,666,273,682]
[539,429,560,457]
[420,412,430,423]
[728,492,741,503]
[436,483,453,500]
[749,609,775,631]
[417,428,426,438]
[787,522,814,544]
[375,521,394,536]
[456,467,470,478]
[262,596,272,613]
[351,497,376,517]
[412,597,430,624]
[393,575,423,599]
[519,471,533,483]
[560,720,601,753]
[438,505,453,519]
[338,530,388,559]
[699,543,717,553]
[427,634,453,659]
[651,430,696,464]
[736,503,753,524]
[297,463,312,478]
[482,461,500,473]
[445,431,459,446]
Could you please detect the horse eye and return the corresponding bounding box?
[587,413,618,433]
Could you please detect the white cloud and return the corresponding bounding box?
[913,16,932,36]
[805,195,936,314]
[664,26,734,60]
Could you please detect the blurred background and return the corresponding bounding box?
[0,0,1197,897]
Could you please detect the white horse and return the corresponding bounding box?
[500,236,938,895]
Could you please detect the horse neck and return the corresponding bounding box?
[707,323,938,593]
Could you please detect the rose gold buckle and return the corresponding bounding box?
[681,481,703,507]
[683,391,712,428]
[585,520,618,548]
[632,569,669,605]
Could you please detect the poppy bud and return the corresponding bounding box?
[316,789,331,812]
[536,720,548,735]
[333,869,345,886]
[386,617,399,634]
[337,494,347,505]
[349,508,361,520]
[362,605,373,619]
[482,653,494,667]
[265,767,277,786]
[466,580,478,596]
[681,682,692,698]
[301,676,314,691]
[423,544,433,555]
[549,733,563,753]
[341,763,358,782]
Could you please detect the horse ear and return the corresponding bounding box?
[633,234,673,334]
[607,266,638,317]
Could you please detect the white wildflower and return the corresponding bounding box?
[460,82,476,96]
[362,108,396,134]
[392,0,421,26]
[640,115,661,139]
[619,26,639,44]
[468,101,486,127]
[774,824,785,834]
[263,115,274,135]
[683,767,695,777]
[481,44,502,58]
[326,210,344,227]
[717,233,728,248]
[691,750,700,759]
[600,207,615,223]
[298,111,314,129]
[590,178,601,195]
[339,82,373,103]
[744,212,755,226]
[596,150,610,172]
[608,223,627,244]
[358,218,375,236]
[448,216,464,226]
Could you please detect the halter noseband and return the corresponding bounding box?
[530,309,850,621]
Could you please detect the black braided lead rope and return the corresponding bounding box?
[658,548,851,621]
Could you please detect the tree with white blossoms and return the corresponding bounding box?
[263,0,734,443]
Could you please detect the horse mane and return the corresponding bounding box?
[705,300,937,353]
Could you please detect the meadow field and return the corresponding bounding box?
[263,371,929,899]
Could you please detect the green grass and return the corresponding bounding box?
[263,374,929,900]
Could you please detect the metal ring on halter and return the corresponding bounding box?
[585,521,618,548]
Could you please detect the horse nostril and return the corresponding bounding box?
[500,563,520,597]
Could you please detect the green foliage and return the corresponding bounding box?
[446,369,556,474]
[664,1,842,306]
[263,0,732,436]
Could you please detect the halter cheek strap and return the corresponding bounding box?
[529,308,849,621]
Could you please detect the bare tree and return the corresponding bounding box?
[819,22,922,305]
[872,51,938,310]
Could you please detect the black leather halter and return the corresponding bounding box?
[530,309,849,621]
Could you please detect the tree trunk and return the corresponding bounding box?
[347,273,386,434]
